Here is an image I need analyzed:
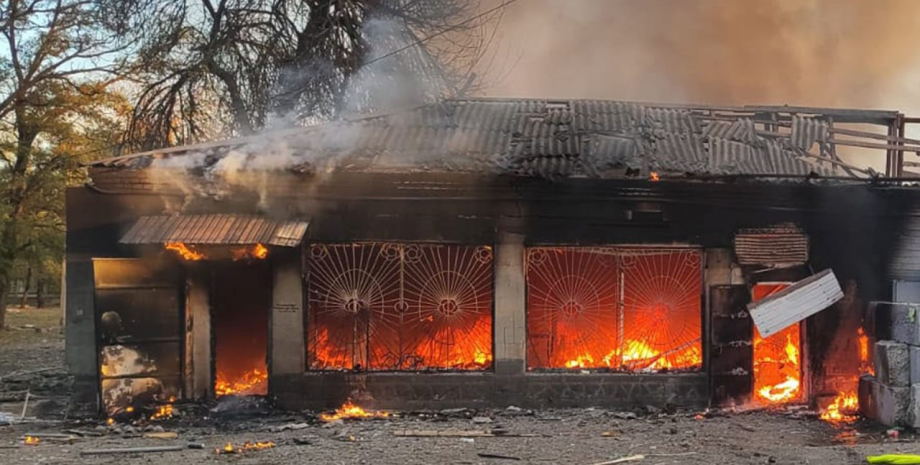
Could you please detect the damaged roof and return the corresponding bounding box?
[90,98,904,180]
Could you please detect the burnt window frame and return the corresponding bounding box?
[523,245,705,373]
[303,241,496,373]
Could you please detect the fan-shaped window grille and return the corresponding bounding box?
[526,247,702,372]
[307,243,493,371]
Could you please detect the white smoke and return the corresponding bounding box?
[149,15,442,209]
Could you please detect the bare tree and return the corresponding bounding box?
[108,0,501,150]
[0,0,133,327]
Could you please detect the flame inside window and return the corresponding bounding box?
[526,247,702,371]
[308,244,493,371]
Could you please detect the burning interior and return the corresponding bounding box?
[526,247,702,372]
[212,260,270,396]
[307,243,493,371]
[66,98,920,418]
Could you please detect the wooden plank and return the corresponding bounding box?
[80,445,186,455]
[828,138,920,153]
[832,127,920,147]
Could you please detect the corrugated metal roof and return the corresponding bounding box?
[88,98,874,179]
[735,224,809,265]
[120,214,308,247]
[748,269,844,338]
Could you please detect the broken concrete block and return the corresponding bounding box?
[911,347,920,386]
[859,375,911,426]
[887,304,920,346]
[874,340,910,387]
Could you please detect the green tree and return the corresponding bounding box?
[0,0,134,327]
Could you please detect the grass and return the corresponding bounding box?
[0,307,63,347]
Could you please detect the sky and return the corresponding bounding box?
[478,0,920,114]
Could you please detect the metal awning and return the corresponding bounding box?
[120,214,308,247]
[748,269,844,338]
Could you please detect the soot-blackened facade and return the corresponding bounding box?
[64,98,920,415]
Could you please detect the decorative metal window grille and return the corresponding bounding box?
[307,243,494,371]
[526,247,702,371]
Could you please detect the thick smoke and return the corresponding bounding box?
[483,0,920,112]
[150,15,441,208]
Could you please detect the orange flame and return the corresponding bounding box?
[751,284,802,405]
[216,441,275,454]
[151,404,174,420]
[561,340,702,371]
[753,328,802,404]
[819,327,871,424]
[231,243,269,261]
[650,172,660,181]
[215,369,267,396]
[565,353,595,368]
[820,391,859,425]
[858,327,874,376]
[24,436,39,445]
[165,242,206,261]
[320,401,389,422]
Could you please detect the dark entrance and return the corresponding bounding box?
[211,261,271,396]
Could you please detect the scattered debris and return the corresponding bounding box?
[215,441,275,454]
[613,412,638,420]
[81,445,188,455]
[19,390,29,420]
[393,429,540,438]
[67,429,104,437]
[143,431,178,439]
[735,423,757,433]
[477,452,522,460]
[590,455,646,465]
[0,412,14,426]
[292,437,313,445]
[601,431,619,437]
[472,416,493,424]
[270,422,310,432]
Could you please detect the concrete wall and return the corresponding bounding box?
[270,252,305,377]
[63,260,97,412]
[493,230,526,375]
[187,273,211,399]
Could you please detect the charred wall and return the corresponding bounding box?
[66,170,920,411]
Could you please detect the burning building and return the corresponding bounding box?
[64,98,920,415]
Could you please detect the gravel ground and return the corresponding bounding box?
[0,407,914,464]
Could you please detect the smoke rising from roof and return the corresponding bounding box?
[483,0,920,112]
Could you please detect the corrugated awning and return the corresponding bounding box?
[120,214,308,247]
[748,269,844,338]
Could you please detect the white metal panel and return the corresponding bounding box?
[749,269,844,338]
[894,280,920,303]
